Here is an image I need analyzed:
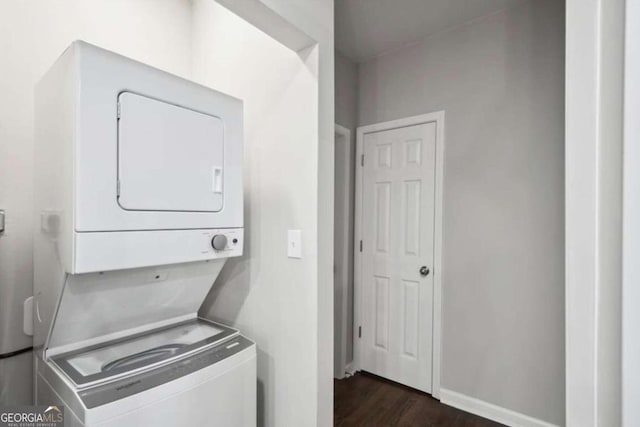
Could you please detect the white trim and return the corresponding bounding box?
[623,0,640,425]
[334,123,351,380]
[566,0,625,425]
[353,111,445,398]
[565,0,600,424]
[335,124,350,136]
[214,0,316,52]
[344,362,356,377]
[440,389,560,427]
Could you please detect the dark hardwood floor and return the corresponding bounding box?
[334,372,504,427]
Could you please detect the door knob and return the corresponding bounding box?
[420,266,430,276]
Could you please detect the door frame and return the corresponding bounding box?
[353,111,445,398]
[565,0,626,424]
[623,0,640,424]
[334,123,352,379]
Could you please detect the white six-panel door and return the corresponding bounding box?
[360,122,437,393]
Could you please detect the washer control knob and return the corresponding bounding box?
[211,234,227,251]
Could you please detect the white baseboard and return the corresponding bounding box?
[344,363,356,377]
[439,389,560,427]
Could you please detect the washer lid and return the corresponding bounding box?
[46,260,228,356]
[117,92,225,213]
[51,318,237,389]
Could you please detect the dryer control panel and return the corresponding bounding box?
[203,229,243,256]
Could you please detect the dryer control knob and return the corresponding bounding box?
[211,234,227,251]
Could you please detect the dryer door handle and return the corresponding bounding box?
[212,166,223,193]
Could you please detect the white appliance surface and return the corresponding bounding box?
[34,40,244,274]
[118,92,225,213]
[37,334,256,427]
[34,41,253,427]
[46,261,228,356]
[64,321,227,378]
[73,41,243,232]
[92,348,255,427]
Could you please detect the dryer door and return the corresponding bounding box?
[117,92,224,213]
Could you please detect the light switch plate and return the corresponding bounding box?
[288,229,302,258]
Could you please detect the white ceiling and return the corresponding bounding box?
[335,0,528,63]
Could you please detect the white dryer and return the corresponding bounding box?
[33,41,254,427]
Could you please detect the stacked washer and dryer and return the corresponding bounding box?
[33,41,255,426]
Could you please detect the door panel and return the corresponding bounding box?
[361,122,436,393]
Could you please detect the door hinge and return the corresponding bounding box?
[359,240,363,252]
[117,102,121,119]
[358,326,362,338]
[361,154,364,166]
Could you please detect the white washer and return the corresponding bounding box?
[38,320,255,427]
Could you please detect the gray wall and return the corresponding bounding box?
[334,52,358,370]
[336,52,358,130]
[191,1,331,425]
[358,0,565,424]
